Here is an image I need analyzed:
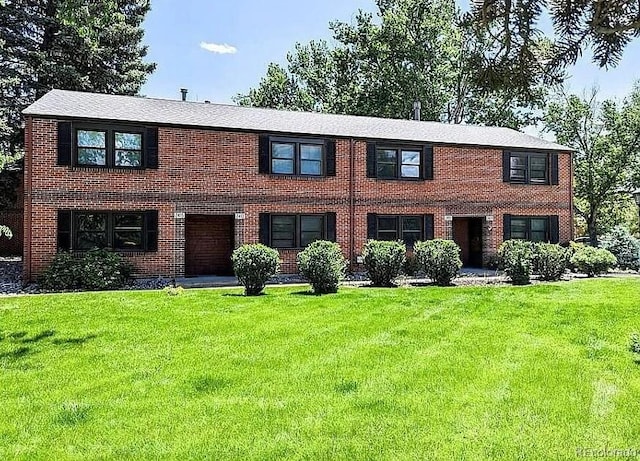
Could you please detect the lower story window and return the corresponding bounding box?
[375,215,425,247]
[506,215,558,243]
[57,210,158,252]
[260,213,337,249]
[270,214,325,249]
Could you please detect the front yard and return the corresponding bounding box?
[1,279,639,460]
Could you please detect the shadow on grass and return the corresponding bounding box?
[52,334,97,346]
[335,380,358,394]
[290,290,322,296]
[191,375,232,393]
[0,346,31,360]
[21,330,56,343]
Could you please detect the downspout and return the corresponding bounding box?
[569,151,574,242]
[25,117,33,283]
[349,138,355,272]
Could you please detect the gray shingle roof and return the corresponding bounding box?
[23,89,571,152]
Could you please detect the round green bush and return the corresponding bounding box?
[232,244,280,296]
[414,239,462,286]
[498,239,533,285]
[532,242,569,281]
[362,240,406,287]
[570,245,617,277]
[39,249,133,291]
[297,240,347,294]
[81,248,134,290]
[601,226,640,271]
[39,252,82,290]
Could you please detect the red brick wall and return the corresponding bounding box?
[23,117,573,280]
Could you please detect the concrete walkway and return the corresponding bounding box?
[171,267,503,289]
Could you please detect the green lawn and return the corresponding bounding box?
[1,279,639,460]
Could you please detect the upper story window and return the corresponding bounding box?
[259,135,336,177]
[76,127,143,168]
[503,151,559,185]
[270,138,324,176]
[56,122,158,169]
[376,147,422,179]
[367,143,433,180]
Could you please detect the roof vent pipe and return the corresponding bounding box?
[180,88,188,101]
[412,100,421,121]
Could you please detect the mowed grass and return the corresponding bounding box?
[1,279,640,460]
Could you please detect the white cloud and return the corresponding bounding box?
[199,42,237,54]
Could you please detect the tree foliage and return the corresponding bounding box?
[236,0,551,129]
[0,0,156,160]
[543,86,640,245]
[468,0,640,93]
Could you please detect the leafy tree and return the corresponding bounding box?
[236,0,551,129]
[543,86,640,245]
[0,0,155,164]
[467,1,640,94]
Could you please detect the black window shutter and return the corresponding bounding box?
[503,214,512,241]
[57,210,72,250]
[325,140,336,176]
[144,127,159,169]
[366,142,376,178]
[549,215,560,243]
[422,145,434,180]
[367,213,377,239]
[259,135,270,174]
[145,210,159,251]
[57,122,72,166]
[424,214,434,240]
[502,151,510,182]
[325,212,337,241]
[550,153,559,185]
[259,213,270,245]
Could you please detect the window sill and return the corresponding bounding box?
[66,250,152,257]
[371,177,427,182]
[267,174,327,180]
[507,181,552,186]
[68,166,148,173]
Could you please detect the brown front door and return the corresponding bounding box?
[185,215,234,276]
[453,217,483,267]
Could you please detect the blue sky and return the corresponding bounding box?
[141,0,640,105]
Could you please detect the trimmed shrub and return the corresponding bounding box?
[362,240,406,287]
[39,252,82,290]
[532,243,569,281]
[402,253,421,276]
[81,248,134,290]
[570,245,617,277]
[498,239,533,285]
[39,249,133,291]
[297,240,347,294]
[414,239,462,286]
[484,253,501,270]
[601,226,640,271]
[232,244,280,296]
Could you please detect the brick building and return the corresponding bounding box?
[22,90,572,281]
